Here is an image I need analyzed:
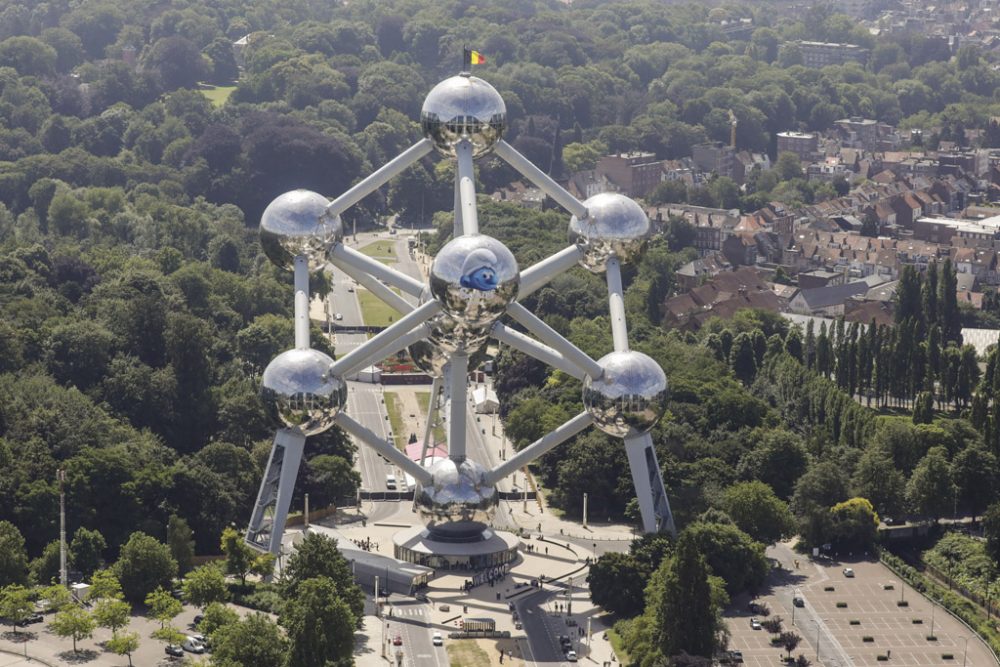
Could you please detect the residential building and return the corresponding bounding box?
[691,142,735,180]
[595,152,663,198]
[776,131,819,162]
[797,41,870,68]
[835,117,879,152]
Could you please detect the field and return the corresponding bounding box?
[414,390,445,442]
[199,85,236,107]
[357,289,399,327]
[383,391,406,450]
[359,240,397,264]
[445,640,492,667]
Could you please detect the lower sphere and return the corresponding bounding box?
[261,348,345,436]
[414,458,498,539]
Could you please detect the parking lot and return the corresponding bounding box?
[725,546,997,667]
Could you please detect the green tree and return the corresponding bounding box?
[197,600,238,637]
[851,446,906,517]
[220,526,255,586]
[719,481,795,544]
[145,587,182,628]
[0,584,34,633]
[906,446,955,521]
[40,584,72,613]
[587,551,647,617]
[88,568,123,601]
[0,521,28,586]
[113,532,178,603]
[280,533,364,624]
[649,532,717,660]
[183,563,229,608]
[775,152,803,181]
[50,604,96,653]
[212,612,288,667]
[984,502,1000,564]
[167,515,195,576]
[282,576,356,667]
[93,597,131,635]
[683,521,769,594]
[952,443,997,520]
[107,631,139,666]
[829,497,879,550]
[729,332,758,385]
[70,528,106,578]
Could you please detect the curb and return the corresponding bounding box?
[0,647,59,666]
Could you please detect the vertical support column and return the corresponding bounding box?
[453,170,463,238]
[606,257,629,353]
[456,140,479,236]
[293,255,310,350]
[446,354,469,462]
[419,375,441,465]
[624,433,676,536]
[58,469,66,587]
[246,429,307,555]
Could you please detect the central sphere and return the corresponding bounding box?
[568,193,652,273]
[430,234,519,328]
[260,189,343,272]
[421,75,507,158]
[414,458,498,539]
[409,318,489,377]
[261,348,346,436]
[583,351,668,438]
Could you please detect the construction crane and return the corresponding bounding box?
[728,109,738,149]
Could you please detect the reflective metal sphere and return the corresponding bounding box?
[414,457,498,538]
[421,75,506,158]
[430,234,518,328]
[583,351,668,438]
[409,322,489,377]
[261,348,346,436]
[260,190,343,272]
[568,193,652,273]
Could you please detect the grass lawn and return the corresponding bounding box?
[199,85,236,107]
[446,640,491,667]
[357,289,400,327]
[414,390,446,442]
[359,240,397,264]
[607,626,630,665]
[383,391,407,450]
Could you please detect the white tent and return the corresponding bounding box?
[472,386,499,414]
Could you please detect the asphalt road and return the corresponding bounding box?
[383,598,447,667]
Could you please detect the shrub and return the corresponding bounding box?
[912,619,923,624]
[862,636,874,642]
[897,600,909,607]
[876,655,888,661]
[927,635,938,641]
[824,586,835,591]
[836,602,848,608]
[849,620,860,625]
[883,584,894,590]
[942,654,954,660]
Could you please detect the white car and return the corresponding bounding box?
[843,567,855,578]
[750,618,762,630]
[566,650,578,662]
[432,631,443,646]
[182,636,205,654]
[334,312,343,320]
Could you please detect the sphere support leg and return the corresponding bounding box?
[246,428,307,555]
[487,412,593,484]
[293,255,310,350]
[456,140,479,236]
[518,245,586,299]
[419,376,441,465]
[328,301,441,377]
[606,257,629,353]
[492,323,589,381]
[506,302,603,379]
[624,433,676,536]
[325,138,433,218]
[335,413,434,485]
[494,139,589,219]
[445,353,469,462]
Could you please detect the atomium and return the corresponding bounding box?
[421,75,507,159]
[583,350,668,438]
[568,192,652,273]
[430,234,519,328]
[260,189,343,272]
[261,348,346,436]
[414,457,498,538]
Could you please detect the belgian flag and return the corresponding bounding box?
[463,47,486,67]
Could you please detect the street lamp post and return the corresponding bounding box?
[962,636,969,667]
[812,620,821,662]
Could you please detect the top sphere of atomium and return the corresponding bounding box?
[568,193,652,273]
[260,189,343,272]
[583,350,668,438]
[430,234,519,329]
[421,75,507,158]
[261,348,346,436]
[414,457,498,539]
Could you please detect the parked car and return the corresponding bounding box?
[432,632,443,646]
[559,635,572,649]
[750,618,762,630]
[843,567,855,578]
[182,636,206,654]
[730,649,744,663]
[335,312,343,320]
[165,644,184,657]
[393,635,403,646]
[566,650,578,662]
[15,613,43,626]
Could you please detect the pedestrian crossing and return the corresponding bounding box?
[388,606,425,617]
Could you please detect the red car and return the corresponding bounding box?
[393,635,403,646]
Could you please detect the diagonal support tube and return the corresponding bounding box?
[624,433,676,536]
[517,244,586,299]
[328,300,441,377]
[335,413,433,486]
[606,257,629,353]
[492,323,588,381]
[419,376,441,465]
[325,138,434,218]
[506,303,603,379]
[338,323,431,379]
[494,140,589,220]
[487,411,593,484]
[446,353,469,462]
[330,243,426,298]
[456,140,479,236]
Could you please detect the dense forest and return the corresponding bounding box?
[3,0,1000,663]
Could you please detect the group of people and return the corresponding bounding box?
[353,537,377,551]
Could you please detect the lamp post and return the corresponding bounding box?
[812,620,821,662]
[962,636,969,667]
[930,599,936,638]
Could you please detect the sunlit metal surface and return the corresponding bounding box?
[260,189,343,272]
[414,458,498,538]
[421,75,506,158]
[430,234,518,328]
[583,351,668,438]
[261,348,345,436]
[568,192,651,273]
